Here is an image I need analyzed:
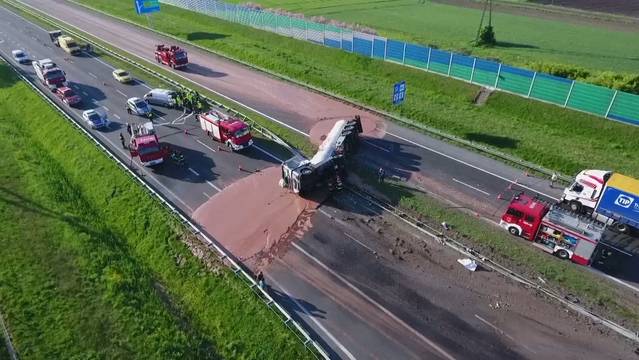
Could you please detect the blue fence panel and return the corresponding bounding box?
[324,38,340,49]
[342,40,353,52]
[385,39,405,63]
[472,59,499,86]
[372,38,386,59]
[353,36,373,57]
[429,49,451,74]
[450,54,474,80]
[404,43,429,69]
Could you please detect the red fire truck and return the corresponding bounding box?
[500,193,605,265]
[154,45,188,69]
[197,110,253,151]
[129,122,168,166]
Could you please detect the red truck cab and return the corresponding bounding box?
[198,110,253,151]
[154,45,188,69]
[129,133,167,166]
[500,193,548,240]
[54,86,81,106]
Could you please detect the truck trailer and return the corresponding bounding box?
[562,170,639,232]
[500,193,605,265]
[280,116,362,195]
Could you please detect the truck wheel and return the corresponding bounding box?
[556,249,570,260]
[569,201,581,213]
[614,222,629,233]
[508,227,520,236]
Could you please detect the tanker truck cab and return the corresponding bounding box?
[562,170,611,213]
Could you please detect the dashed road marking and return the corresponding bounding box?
[364,139,391,153]
[206,180,222,192]
[188,167,200,176]
[88,72,97,78]
[196,139,216,152]
[116,89,127,97]
[344,232,377,255]
[452,178,490,196]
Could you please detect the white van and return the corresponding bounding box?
[143,88,176,108]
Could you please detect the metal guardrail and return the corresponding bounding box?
[346,185,639,343]
[65,0,573,183]
[0,306,18,360]
[0,11,328,358]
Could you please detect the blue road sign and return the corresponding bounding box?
[392,80,406,105]
[135,0,161,15]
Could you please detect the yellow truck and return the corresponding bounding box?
[58,35,81,55]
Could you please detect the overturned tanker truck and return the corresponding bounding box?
[280,116,363,195]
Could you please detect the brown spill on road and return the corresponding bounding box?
[193,166,321,271]
[309,116,387,145]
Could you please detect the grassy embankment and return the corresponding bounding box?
[227,0,639,74]
[0,63,312,358]
[75,0,639,177]
[0,329,10,360]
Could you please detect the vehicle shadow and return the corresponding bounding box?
[69,81,107,102]
[151,142,220,183]
[186,32,228,42]
[182,63,227,78]
[358,137,422,182]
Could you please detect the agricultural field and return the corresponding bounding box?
[228,0,639,75]
[73,0,639,177]
[530,0,639,17]
[0,63,311,359]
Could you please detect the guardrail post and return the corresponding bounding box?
[426,47,431,70]
[527,72,537,98]
[401,42,406,64]
[563,80,575,107]
[370,36,374,58]
[494,63,502,88]
[340,28,343,50]
[469,58,477,83]
[447,52,453,76]
[605,90,619,118]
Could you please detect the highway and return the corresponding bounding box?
[0,3,635,359]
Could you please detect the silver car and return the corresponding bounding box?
[126,97,152,116]
[11,49,30,64]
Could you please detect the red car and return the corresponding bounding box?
[54,86,81,106]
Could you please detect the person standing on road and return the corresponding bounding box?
[119,132,126,149]
[256,271,265,290]
[378,167,386,183]
[550,172,558,188]
[126,122,132,136]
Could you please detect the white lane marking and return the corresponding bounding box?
[474,315,537,354]
[196,139,216,152]
[188,167,200,176]
[206,180,222,192]
[253,144,284,162]
[88,72,97,78]
[90,54,116,70]
[364,139,391,153]
[452,178,490,196]
[113,113,121,120]
[116,89,127,97]
[387,132,560,201]
[81,91,88,96]
[203,191,211,198]
[344,232,377,255]
[292,242,456,360]
[102,105,109,112]
[268,276,357,360]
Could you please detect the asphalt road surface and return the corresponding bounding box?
[0,4,635,360]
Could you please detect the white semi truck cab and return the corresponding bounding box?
[562,169,611,212]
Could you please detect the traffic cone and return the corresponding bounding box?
[183,129,189,135]
[238,165,243,171]
[507,183,513,190]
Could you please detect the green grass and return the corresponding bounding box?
[350,162,639,328]
[0,63,312,358]
[0,330,9,360]
[227,0,639,74]
[67,0,639,177]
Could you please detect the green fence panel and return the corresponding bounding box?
[497,65,534,96]
[566,82,616,116]
[530,74,571,105]
[449,54,473,81]
[608,92,639,125]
